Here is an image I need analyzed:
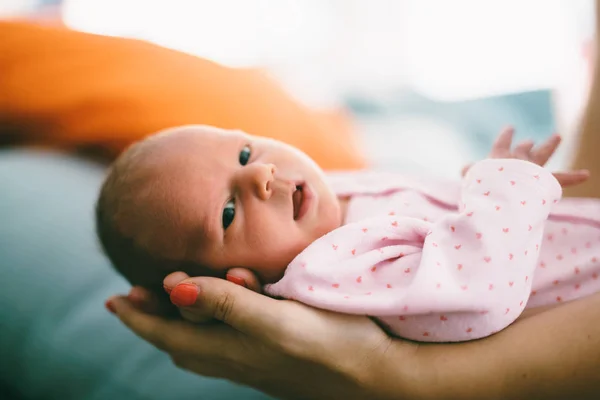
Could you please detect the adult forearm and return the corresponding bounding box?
[376,293,600,400]
[565,0,600,198]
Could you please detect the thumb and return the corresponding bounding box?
[164,272,213,323]
[164,269,263,323]
[170,277,287,339]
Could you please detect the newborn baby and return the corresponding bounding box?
[96,125,600,342]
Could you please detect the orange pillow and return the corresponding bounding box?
[0,21,365,170]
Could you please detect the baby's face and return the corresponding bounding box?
[136,125,342,283]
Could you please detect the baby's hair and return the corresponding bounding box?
[95,134,208,293]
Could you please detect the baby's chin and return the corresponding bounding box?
[256,260,293,284]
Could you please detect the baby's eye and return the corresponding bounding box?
[222,200,235,230]
[239,145,251,166]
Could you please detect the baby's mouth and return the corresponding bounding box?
[292,184,304,220]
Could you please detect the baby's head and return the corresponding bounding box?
[96,125,342,292]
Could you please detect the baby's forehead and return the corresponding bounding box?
[122,124,250,243]
[156,125,247,144]
[139,151,219,248]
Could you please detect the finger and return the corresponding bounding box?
[225,267,262,293]
[531,134,562,166]
[166,269,262,323]
[553,170,590,187]
[168,281,215,323]
[168,269,262,323]
[128,286,175,316]
[107,295,184,351]
[163,271,214,324]
[171,277,287,340]
[164,272,215,322]
[163,271,191,294]
[108,295,244,359]
[461,164,473,177]
[490,126,514,157]
[513,140,535,160]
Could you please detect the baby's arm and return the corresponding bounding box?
[266,159,561,342]
[396,158,562,340]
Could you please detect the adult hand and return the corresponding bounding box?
[125,268,263,323]
[107,276,422,400]
[111,274,600,400]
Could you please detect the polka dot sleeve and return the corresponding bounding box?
[265,159,561,342]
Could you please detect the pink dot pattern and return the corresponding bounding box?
[264,160,600,342]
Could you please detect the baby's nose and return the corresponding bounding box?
[245,163,276,200]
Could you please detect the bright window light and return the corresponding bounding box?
[62,0,337,67]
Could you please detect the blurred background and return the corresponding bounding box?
[1,0,595,177]
[0,3,598,399]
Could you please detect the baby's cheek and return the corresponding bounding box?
[312,212,340,243]
[257,264,288,284]
[314,190,343,238]
[252,235,308,283]
[184,262,228,279]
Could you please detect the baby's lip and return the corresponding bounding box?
[292,182,304,220]
[292,181,312,221]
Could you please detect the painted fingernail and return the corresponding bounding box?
[105,299,116,314]
[226,274,247,287]
[170,283,199,307]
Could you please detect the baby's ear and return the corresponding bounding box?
[225,267,262,293]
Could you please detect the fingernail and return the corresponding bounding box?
[105,299,116,314]
[226,274,247,287]
[170,283,199,307]
[163,284,172,294]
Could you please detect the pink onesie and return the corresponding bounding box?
[265,159,600,342]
